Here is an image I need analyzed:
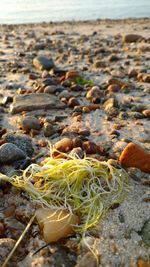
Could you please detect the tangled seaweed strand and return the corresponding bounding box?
[0,151,129,233]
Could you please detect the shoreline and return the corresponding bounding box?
[1,17,150,27]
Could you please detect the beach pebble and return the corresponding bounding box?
[70,84,83,91]
[68,97,80,107]
[59,90,72,100]
[86,86,103,101]
[0,143,26,163]
[10,93,64,113]
[65,70,81,80]
[19,116,41,132]
[28,73,39,80]
[0,238,15,265]
[128,68,138,78]
[103,97,118,110]
[33,56,55,71]
[142,109,150,118]
[119,142,150,173]
[3,134,34,157]
[42,77,57,86]
[72,137,83,148]
[82,141,99,154]
[43,122,55,137]
[140,220,150,246]
[112,141,127,154]
[55,137,73,152]
[123,34,143,43]
[36,208,79,243]
[131,104,146,112]
[44,85,57,94]
[93,60,107,69]
[107,84,120,93]
[108,54,119,62]
[71,147,84,158]
[1,96,13,106]
[142,74,150,83]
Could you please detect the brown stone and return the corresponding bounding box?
[123,34,143,43]
[86,86,103,100]
[19,116,41,132]
[128,68,138,78]
[93,60,107,69]
[107,78,130,87]
[68,97,80,107]
[65,70,81,80]
[55,138,73,152]
[119,142,150,173]
[82,141,99,154]
[0,222,5,237]
[137,258,150,267]
[107,84,120,92]
[142,109,150,118]
[142,74,150,83]
[73,137,83,148]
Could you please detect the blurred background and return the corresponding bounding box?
[0,0,150,24]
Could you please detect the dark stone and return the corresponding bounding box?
[140,220,150,246]
[0,143,26,163]
[33,56,55,70]
[3,133,34,157]
[14,157,31,170]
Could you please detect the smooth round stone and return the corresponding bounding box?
[86,86,103,100]
[0,143,26,163]
[33,56,55,71]
[44,85,57,94]
[68,97,80,107]
[3,134,34,157]
[107,84,120,93]
[43,122,55,137]
[142,109,150,118]
[128,68,137,78]
[19,116,41,132]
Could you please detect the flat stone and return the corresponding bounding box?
[123,34,144,43]
[10,93,65,114]
[33,56,55,70]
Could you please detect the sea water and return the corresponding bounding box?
[0,0,150,24]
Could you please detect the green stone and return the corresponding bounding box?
[140,220,150,246]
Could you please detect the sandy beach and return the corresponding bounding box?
[0,18,150,267]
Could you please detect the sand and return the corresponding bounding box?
[0,18,150,267]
